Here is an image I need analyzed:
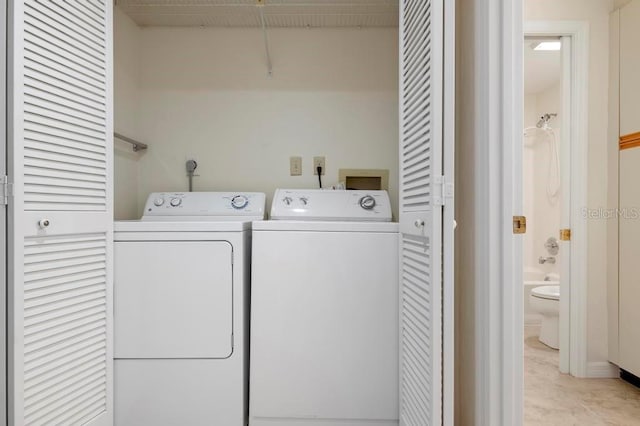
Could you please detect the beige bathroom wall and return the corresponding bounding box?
[533,83,562,275]
[126,26,399,218]
[525,0,614,365]
[524,94,538,271]
[523,84,563,278]
[114,8,143,220]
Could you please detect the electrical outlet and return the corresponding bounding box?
[290,156,302,176]
[313,156,325,175]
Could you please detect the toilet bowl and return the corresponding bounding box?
[529,285,560,349]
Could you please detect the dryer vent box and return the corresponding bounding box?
[339,169,389,191]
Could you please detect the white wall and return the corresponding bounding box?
[114,8,142,220]
[523,95,538,271]
[523,85,563,326]
[525,0,614,364]
[523,83,562,276]
[113,18,399,219]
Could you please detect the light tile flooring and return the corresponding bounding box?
[525,325,640,425]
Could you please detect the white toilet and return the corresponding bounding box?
[529,285,560,349]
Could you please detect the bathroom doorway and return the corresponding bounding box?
[523,33,565,370]
[522,20,593,382]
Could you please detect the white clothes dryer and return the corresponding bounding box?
[250,189,399,426]
[114,192,265,426]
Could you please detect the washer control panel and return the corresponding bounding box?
[142,192,266,220]
[270,189,392,222]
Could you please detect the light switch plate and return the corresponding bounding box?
[290,156,302,176]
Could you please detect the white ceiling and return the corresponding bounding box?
[116,0,399,28]
[524,40,562,95]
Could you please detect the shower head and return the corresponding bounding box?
[536,113,558,129]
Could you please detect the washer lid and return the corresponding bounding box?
[270,189,392,221]
[531,285,560,300]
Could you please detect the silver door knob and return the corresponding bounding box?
[38,219,50,229]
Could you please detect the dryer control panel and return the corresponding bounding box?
[142,192,266,221]
[271,189,392,222]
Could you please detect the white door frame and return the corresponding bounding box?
[496,14,591,426]
[524,20,590,378]
[0,0,6,423]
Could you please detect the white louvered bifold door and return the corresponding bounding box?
[7,1,113,425]
[399,1,454,425]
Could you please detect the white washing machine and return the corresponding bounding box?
[250,189,399,426]
[114,192,265,426]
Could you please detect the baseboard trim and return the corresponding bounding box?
[586,361,619,378]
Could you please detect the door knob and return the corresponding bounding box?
[38,219,50,229]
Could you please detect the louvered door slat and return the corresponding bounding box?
[9,0,113,425]
[25,62,106,102]
[25,2,105,49]
[24,120,107,149]
[25,129,107,155]
[24,43,106,87]
[23,9,106,67]
[25,139,106,163]
[25,69,106,109]
[399,1,448,425]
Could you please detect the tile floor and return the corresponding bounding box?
[525,325,640,425]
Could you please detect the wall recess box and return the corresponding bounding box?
[339,169,389,191]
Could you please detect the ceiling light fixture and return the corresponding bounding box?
[532,41,562,51]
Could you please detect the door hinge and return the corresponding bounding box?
[434,176,454,206]
[513,216,527,234]
[559,228,571,241]
[0,176,13,206]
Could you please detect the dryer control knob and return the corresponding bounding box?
[231,195,249,209]
[359,195,376,210]
[299,197,308,206]
[170,198,182,207]
[283,196,293,206]
[153,197,165,207]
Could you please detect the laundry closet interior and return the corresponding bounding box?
[112,3,404,425]
[113,1,400,219]
[4,0,453,424]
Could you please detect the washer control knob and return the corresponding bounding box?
[153,197,165,207]
[283,196,293,206]
[170,198,182,207]
[231,195,249,209]
[299,197,308,206]
[359,195,376,210]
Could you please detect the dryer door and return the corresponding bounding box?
[114,240,233,359]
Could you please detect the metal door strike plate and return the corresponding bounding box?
[513,216,527,234]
